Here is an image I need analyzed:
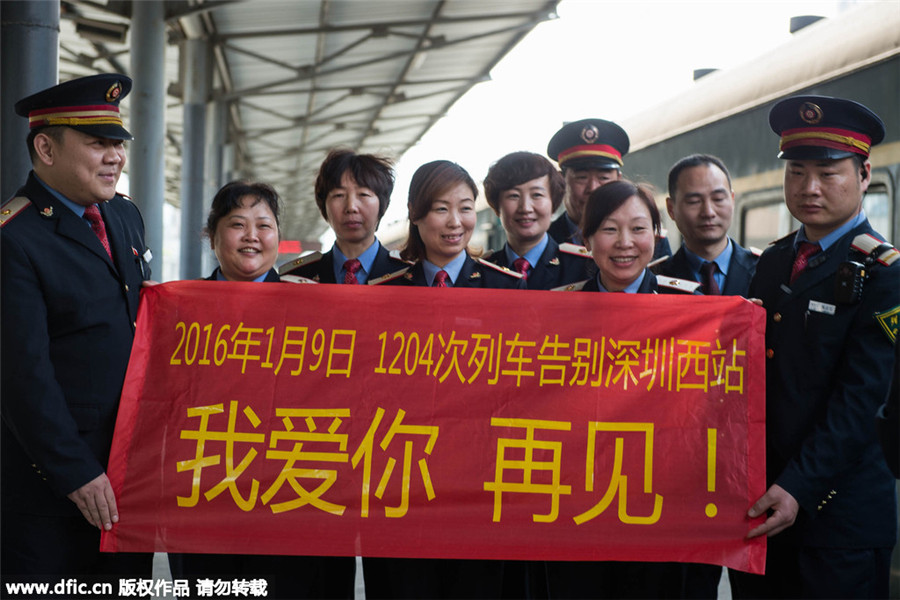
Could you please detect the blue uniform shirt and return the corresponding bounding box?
[331,240,380,284]
[682,239,733,291]
[795,209,867,252]
[36,174,87,218]
[503,233,550,277]
[422,252,467,287]
[594,270,646,293]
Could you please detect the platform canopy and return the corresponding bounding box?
[57,0,558,243]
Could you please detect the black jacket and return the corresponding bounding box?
[748,221,899,547]
[660,239,758,296]
[279,242,406,283]
[388,253,526,289]
[1,172,149,516]
[485,238,591,290]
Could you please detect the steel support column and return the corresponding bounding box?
[130,1,166,278]
[1,1,58,201]
[179,37,211,279]
[201,98,227,275]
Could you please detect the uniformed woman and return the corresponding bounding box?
[545,179,699,600]
[376,159,525,290]
[483,151,592,290]
[171,180,355,599]
[279,148,407,283]
[578,179,700,295]
[366,160,520,599]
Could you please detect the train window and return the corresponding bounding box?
[741,201,793,250]
[863,185,891,244]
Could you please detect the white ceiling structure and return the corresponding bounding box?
[58,0,559,244]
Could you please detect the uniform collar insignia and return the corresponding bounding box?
[549,257,560,266]
[41,206,53,217]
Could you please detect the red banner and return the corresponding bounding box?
[101,281,766,574]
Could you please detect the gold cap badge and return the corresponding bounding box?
[799,102,823,125]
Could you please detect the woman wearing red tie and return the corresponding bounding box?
[546,179,699,600]
[279,148,407,284]
[367,161,521,598]
[577,180,702,296]
[381,160,525,290]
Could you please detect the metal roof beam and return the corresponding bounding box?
[218,18,532,101]
[230,75,475,97]
[215,8,558,40]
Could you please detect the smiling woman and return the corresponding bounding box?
[383,160,525,289]
[204,180,282,282]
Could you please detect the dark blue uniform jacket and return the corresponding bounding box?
[660,239,758,296]
[279,242,407,283]
[485,237,591,291]
[748,220,898,548]
[1,172,149,516]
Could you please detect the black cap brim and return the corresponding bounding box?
[777,146,856,160]
[68,123,134,141]
[562,156,622,171]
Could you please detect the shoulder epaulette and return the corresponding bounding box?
[0,196,32,227]
[749,246,763,257]
[657,275,702,294]
[851,233,899,267]
[368,267,410,285]
[558,242,591,258]
[280,274,318,284]
[278,251,323,275]
[658,227,669,238]
[771,230,799,246]
[389,249,414,264]
[551,279,588,292]
[647,255,669,269]
[475,257,524,278]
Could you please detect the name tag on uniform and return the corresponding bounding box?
[808,300,836,315]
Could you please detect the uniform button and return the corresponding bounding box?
[133,321,137,328]
[773,313,782,322]
[766,349,774,359]
[124,284,130,292]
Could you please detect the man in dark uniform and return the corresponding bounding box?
[659,154,758,597]
[279,148,407,284]
[483,151,592,291]
[662,154,758,297]
[546,118,671,260]
[735,95,899,598]
[1,74,152,583]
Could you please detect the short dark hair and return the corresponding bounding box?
[401,160,478,263]
[850,153,867,177]
[315,148,395,222]
[204,181,281,239]
[483,151,565,214]
[667,154,733,198]
[581,179,660,241]
[26,126,66,163]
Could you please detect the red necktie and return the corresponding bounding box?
[343,258,362,284]
[700,261,720,295]
[433,270,450,288]
[512,257,530,279]
[83,204,113,261]
[790,242,820,283]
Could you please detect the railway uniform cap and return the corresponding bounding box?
[769,95,884,160]
[14,73,133,141]
[547,118,629,171]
